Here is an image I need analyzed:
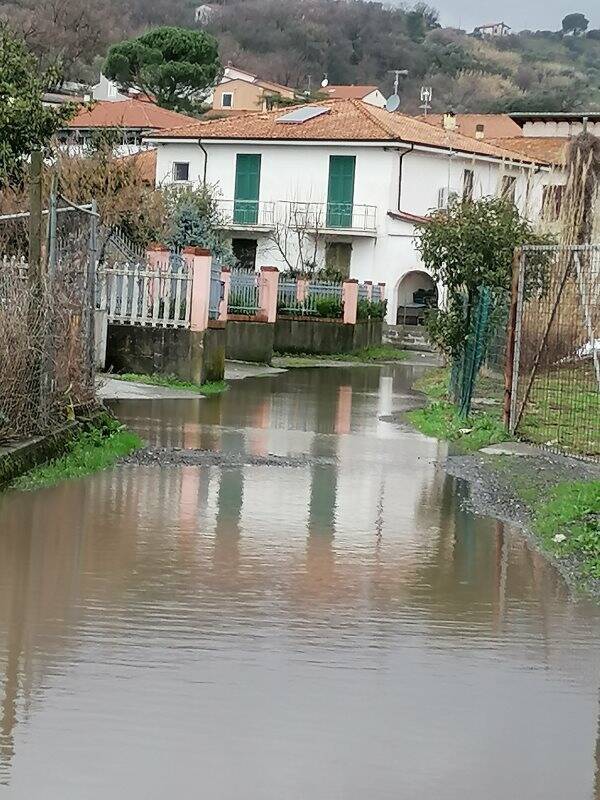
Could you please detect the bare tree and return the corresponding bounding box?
[264,200,326,277]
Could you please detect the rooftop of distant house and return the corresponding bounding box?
[321,85,381,100]
[65,99,197,131]
[417,113,522,139]
[509,111,600,125]
[488,136,568,165]
[221,64,295,96]
[146,98,550,165]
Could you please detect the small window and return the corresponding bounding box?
[173,162,190,182]
[542,185,564,221]
[500,175,517,203]
[221,92,233,108]
[462,169,474,202]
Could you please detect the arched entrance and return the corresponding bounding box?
[395,270,437,325]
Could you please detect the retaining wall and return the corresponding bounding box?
[106,322,226,385]
[274,317,382,355]
[226,320,275,363]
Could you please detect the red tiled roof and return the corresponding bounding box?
[417,114,522,139]
[119,148,157,184]
[388,210,429,225]
[66,99,197,130]
[147,99,548,164]
[322,85,380,100]
[487,137,568,165]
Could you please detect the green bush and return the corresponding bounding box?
[315,298,343,318]
[357,299,387,320]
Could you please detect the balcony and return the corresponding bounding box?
[216,200,276,230]
[282,202,377,235]
[217,200,377,236]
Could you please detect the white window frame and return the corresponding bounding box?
[172,162,190,183]
[221,92,234,108]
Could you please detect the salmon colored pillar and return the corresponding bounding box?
[365,280,373,301]
[259,266,279,323]
[342,279,358,324]
[219,267,231,321]
[296,277,309,303]
[146,244,169,269]
[378,282,386,300]
[183,246,211,332]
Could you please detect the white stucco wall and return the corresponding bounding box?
[522,120,600,138]
[152,138,558,322]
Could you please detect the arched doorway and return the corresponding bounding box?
[395,270,437,326]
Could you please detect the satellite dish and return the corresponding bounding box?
[386,93,400,112]
[321,75,329,88]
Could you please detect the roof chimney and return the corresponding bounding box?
[475,123,485,140]
[443,111,457,131]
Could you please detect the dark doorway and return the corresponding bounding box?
[232,238,257,270]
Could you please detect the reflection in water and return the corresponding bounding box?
[0,365,599,799]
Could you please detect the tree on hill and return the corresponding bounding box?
[562,13,589,36]
[104,26,221,111]
[0,24,73,185]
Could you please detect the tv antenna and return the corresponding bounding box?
[386,69,408,113]
[419,86,433,114]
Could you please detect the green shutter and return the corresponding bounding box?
[234,154,261,224]
[327,156,355,227]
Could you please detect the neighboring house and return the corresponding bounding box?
[509,111,600,139]
[58,99,197,156]
[321,85,387,108]
[42,91,84,109]
[417,113,522,140]
[212,65,296,114]
[91,74,154,104]
[146,98,557,324]
[473,22,511,37]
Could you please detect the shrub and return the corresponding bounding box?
[357,299,387,320]
[315,298,343,318]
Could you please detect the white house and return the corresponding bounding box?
[146,98,557,324]
[321,85,387,108]
[473,22,511,37]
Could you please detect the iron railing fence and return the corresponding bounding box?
[228,268,260,316]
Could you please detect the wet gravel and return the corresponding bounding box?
[446,450,600,599]
[122,447,338,469]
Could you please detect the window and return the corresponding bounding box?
[327,156,356,227]
[462,169,474,202]
[173,162,190,182]
[500,175,517,203]
[542,185,564,221]
[232,238,258,270]
[221,92,233,108]
[234,154,261,224]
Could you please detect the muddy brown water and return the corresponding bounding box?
[0,365,599,799]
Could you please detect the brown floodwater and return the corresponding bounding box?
[0,364,599,799]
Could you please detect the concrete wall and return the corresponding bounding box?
[226,320,275,363]
[522,120,600,138]
[106,323,225,384]
[274,317,382,355]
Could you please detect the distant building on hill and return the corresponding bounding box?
[473,22,511,37]
[320,85,386,108]
[509,111,600,139]
[211,64,297,114]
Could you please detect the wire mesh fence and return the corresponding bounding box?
[0,202,97,444]
[509,244,600,460]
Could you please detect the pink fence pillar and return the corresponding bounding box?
[219,268,231,321]
[146,244,169,269]
[378,282,386,300]
[183,246,212,332]
[365,280,373,301]
[342,279,359,325]
[296,277,308,303]
[259,266,279,323]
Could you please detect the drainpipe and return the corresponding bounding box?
[197,138,208,185]
[397,144,414,210]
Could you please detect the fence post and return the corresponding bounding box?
[378,282,386,300]
[259,266,279,322]
[146,244,169,269]
[219,267,231,321]
[296,277,308,303]
[28,150,43,287]
[365,280,373,301]
[342,279,358,324]
[503,249,521,428]
[183,247,211,332]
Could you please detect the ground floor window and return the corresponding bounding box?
[325,242,352,280]
[232,238,257,270]
[396,271,437,326]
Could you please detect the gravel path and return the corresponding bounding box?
[122,447,337,469]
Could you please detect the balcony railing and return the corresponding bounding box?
[217,199,276,228]
[282,201,377,232]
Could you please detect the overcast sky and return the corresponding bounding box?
[413,1,599,32]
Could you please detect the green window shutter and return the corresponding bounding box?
[234,154,261,224]
[327,156,355,227]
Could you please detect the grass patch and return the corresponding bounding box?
[11,417,141,491]
[113,373,228,396]
[408,366,510,452]
[275,345,408,367]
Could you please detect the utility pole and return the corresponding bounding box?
[388,69,408,97]
[28,150,43,288]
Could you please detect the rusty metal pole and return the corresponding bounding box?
[503,248,521,428]
[28,151,43,287]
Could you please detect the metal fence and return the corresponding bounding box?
[509,244,600,461]
[276,277,343,316]
[228,268,260,316]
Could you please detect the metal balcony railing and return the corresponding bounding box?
[217,200,276,228]
[283,201,377,232]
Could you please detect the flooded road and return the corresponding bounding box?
[0,364,599,799]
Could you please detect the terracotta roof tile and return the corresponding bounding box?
[67,99,197,130]
[322,85,380,100]
[416,113,522,139]
[487,137,568,165]
[147,99,547,164]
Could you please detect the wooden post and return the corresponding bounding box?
[28,150,43,286]
[503,249,521,428]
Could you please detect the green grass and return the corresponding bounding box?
[113,373,228,396]
[534,480,600,578]
[274,345,408,367]
[11,418,142,491]
[408,366,510,452]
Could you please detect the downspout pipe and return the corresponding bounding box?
[198,139,208,185]
[397,144,414,210]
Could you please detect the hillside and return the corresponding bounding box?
[1,0,600,112]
